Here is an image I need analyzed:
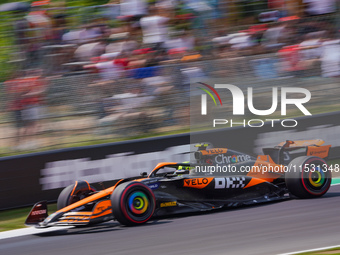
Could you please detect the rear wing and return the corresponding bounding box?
[262,139,331,165]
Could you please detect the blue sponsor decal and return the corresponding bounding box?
[148,183,159,190]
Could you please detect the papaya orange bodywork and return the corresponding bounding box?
[59,179,125,213]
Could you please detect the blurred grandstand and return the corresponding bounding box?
[0,0,339,155]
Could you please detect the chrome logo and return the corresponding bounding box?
[231,155,238,163]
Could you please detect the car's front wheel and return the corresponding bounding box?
[111,182,156,226]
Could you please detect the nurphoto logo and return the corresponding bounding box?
[198,83,312,128]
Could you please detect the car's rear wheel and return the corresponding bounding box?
[285,156,331,198]
[57,180,96,210]
[111,182,155,226]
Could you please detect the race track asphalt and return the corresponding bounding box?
[1,185,340,255]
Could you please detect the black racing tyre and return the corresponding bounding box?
[111,181,156,226]
[57,180,96,210]
[285,156,331,199]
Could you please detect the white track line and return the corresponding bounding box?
[278,244,340,255]
[0,226,71,241]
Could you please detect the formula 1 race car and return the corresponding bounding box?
[26,139,332,227]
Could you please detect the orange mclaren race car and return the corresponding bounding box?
[26,139,332,227]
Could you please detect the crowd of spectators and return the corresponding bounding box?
[9,1,340,80]
[2,0,340,150]
[4,69,46,149]
[212,15,340,78]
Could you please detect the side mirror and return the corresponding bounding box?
[140,172,148,177]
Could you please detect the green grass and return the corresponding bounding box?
[0,13,16,83]
[0,203,57,232]
[296,247,340,254]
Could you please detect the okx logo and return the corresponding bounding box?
[197,83,312,128]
